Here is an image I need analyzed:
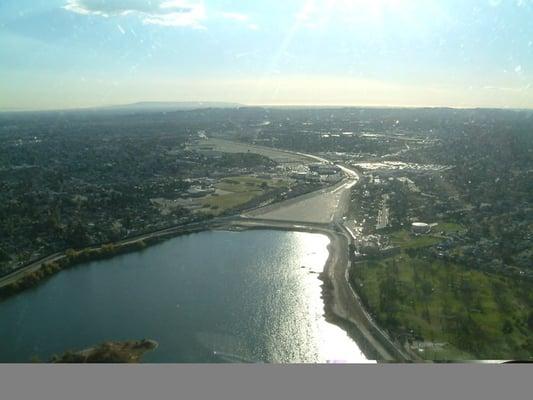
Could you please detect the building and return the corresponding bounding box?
[186,186,215,198]
[309,163,340,175]
[305,173,321,183]
[411,222,431,234]
[290,172,308,180]
[323,174,342,183]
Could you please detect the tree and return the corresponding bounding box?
[421,281,433,302]
[502,319,514,335]
[527,311,533,331]
[0,247,9,263]
[65,220,89,248]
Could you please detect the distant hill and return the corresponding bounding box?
[99,101,243,112]
[0,101,243,115]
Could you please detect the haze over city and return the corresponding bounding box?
[1,0,533,367]
[1,0,533,111]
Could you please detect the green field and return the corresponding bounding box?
[201,176,289,215]
[389,222,466,250]
[390,230,440,249]
[434,222,467,235]
[352,223,533,360]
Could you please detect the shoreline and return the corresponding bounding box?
[0,139,412,362]
[51,339,159,363]
[319,230,411,362]
[212,219,412,361]
[0,218,224,294]
[225,220,413,362]
[0,217,411,362]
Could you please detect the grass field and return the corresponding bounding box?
[434,222,467,235]
[201,176,289,215]
[389,222,466,250]
[390,230,440,249]
[352,222,533,360]
[196,138,310,164]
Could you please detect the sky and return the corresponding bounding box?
[1,0,532,110]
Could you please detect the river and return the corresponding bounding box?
[0,230,370,363]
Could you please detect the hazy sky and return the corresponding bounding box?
[1,0,532,110]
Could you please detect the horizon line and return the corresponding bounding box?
[1,101,533,114]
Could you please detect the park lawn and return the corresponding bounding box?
[353,253,533,360]
[434,222,466,235]
[218,176,289,193]
[390,230,440,249]
[389,221,466,250]
[201,191,261,215]
[200,175,290,215]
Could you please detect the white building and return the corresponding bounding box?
[411,222,431,234]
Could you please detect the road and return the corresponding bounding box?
[0,252,65,289]
[376,194,390,230]
[322,226,401,360]
[0,219,229,290]
[330,223,411,361]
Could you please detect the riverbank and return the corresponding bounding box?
[225,219,411,361]
[319,230,412,362]
[0,219,225,298]
[0,140,410,362]
[0,216,411,362]
[0,228,368,363]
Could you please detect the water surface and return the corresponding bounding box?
[0,230,369,363]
